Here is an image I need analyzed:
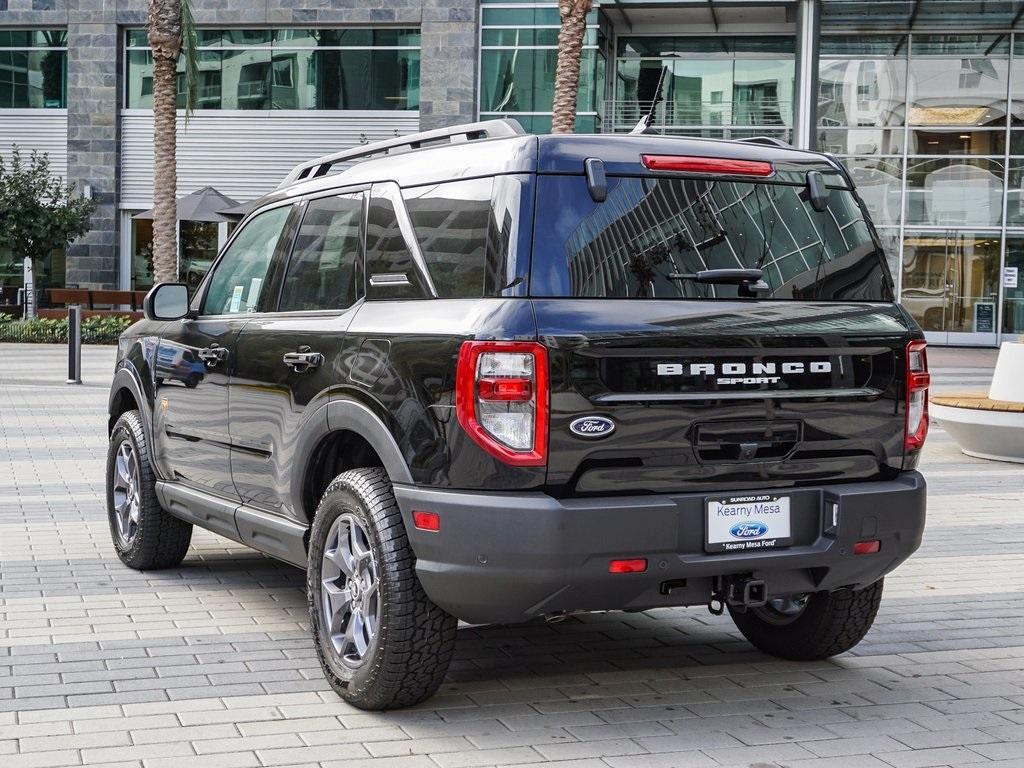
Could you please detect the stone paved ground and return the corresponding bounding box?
[1,342,1023,768]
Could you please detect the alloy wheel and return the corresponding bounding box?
[320,514,381,667]
[111,440,141,546]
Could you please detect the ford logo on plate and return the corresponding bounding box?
[569,416,615,439]
[730,521,768,539]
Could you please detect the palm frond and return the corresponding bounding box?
[180,0,199,122]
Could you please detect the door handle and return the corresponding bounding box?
[283,347,323,373]
[197,346,228,367]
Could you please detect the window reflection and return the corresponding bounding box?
[1003,238,1024,335]
[125,28,420,110]
[908,35,1008,129]
[905,158,1004,227]
[818,129,904,155]
[0,30,67,109]
[845,158,903,226]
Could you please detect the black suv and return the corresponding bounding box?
[106,120,928,711]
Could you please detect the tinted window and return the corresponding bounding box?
[530,175,893,302]
[202,205,291,315]
[279,194,363,311]
[365,183,429,300]
[404,179,493,298]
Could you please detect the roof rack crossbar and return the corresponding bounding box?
[278,118,526,189]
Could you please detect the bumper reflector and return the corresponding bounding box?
[853,539,880,555]
[609,558,647,574]
[412,511,440,532]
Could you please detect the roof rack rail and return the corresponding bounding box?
[278,118,526,189]
[737,136,792,148]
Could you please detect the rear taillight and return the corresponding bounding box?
[641,154,774,177]
[904,340,930,452]
[455,341,548,466]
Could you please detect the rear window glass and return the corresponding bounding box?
[530,175,894,302]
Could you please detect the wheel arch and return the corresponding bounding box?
[108,367,149,437]
[297,398,415,524]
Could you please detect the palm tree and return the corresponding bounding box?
[550,0,592,134]
[147,0,197,284]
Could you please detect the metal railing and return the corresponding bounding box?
[601,99,793,134]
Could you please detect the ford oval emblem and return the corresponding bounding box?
[730,521,768,539]
[569,415,615,439]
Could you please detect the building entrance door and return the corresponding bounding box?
[901,231,1000,346]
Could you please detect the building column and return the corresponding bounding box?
[65,18,119,288]
[793,0,820,150]
[419,0,478,130]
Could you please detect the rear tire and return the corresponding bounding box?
[728,580,883,660]
[106,411,192,570]
[308,467,458,710]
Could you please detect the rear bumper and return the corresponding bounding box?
[394,472,926,625]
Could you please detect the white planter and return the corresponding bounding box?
[989,342,1024,403]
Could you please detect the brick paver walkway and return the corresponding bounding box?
[1,342,1022,768]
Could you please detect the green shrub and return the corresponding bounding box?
[0,313,134,344]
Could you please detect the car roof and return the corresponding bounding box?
[262,128,841,206]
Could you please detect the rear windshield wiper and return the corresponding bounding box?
[668,268,764,285]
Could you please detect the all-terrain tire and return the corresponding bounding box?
[308,467,458,710]
[729,580,884,660]
[106,410,192,570]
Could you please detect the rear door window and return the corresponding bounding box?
[530,174,894,302]
[279,193,363,312]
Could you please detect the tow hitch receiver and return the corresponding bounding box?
[710,576,768,615]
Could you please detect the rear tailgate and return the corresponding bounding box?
[538,299,916,495]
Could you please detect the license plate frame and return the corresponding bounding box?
[705,494,793,553]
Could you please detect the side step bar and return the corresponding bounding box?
[155,481,309,568]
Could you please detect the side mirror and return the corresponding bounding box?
[144,282,191,321]
[806,170,830,213]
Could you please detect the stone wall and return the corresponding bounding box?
[0,0,479,287]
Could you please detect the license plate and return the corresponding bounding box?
[705,494,792,553]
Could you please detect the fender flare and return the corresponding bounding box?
[109,365,151,440]
[324,398,414,486]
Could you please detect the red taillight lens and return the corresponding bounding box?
[412,511,440,532]
[609,558,647,574]
[455,341,549,466]
[853,539,881,555]
[641,154,774,177]
[904,340,930,452]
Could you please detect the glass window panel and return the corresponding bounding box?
[818,129,904,155]
[131,217,154,291]
[371,50,419,110]
[222,49,271,109]
[905,158,1004,227]
[733,58,794,127]
[818,58,906,127]
[1003,160,1024,227]
[126,50,154,108]
[365,185,428,301]
[203,206,291,315]
[482,7,562,26]
[912,34,1007,57]
[222,29,272,47]
[0,31,32,48]
[271,52,304,109]
[373,29,420,47]
[874,226,901,280]
[32,30,66,47]
[908,128,1005,156]
[900,231,1001,333]
[126,29,149,48]
[843,157,904,226]
[482,29,560,46]
[0,49,66,108]
[908,55,1008,128]
[820,35,907,57]
[280,194,363,312]
[1003,237,1024,334]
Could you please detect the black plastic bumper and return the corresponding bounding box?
[394,473,926,625]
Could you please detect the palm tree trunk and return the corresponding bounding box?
[148,0,182,285]
[551,0,592,134]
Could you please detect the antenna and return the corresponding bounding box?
[630,65,670,135]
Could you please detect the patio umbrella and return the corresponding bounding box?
[217,198,264,220]
[133,186,241,222]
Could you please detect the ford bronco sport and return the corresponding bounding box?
[106,119,928,711]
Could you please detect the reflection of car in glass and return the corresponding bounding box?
[106,120,929,712]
